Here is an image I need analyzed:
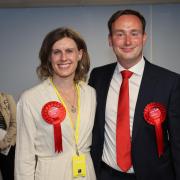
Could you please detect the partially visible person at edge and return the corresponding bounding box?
[89,9,180,180]
[15,27,96,180]
[0,92,16,180]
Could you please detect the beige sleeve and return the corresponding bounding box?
[0,94,17,149]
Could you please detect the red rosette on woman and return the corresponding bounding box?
[144,102,166,157]
[41,101,66,153]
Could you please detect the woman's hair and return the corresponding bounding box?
[108,9,146,35]
[36,27,90,82]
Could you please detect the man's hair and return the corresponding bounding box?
[108,9,146,35]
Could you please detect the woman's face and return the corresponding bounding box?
[50,37,82,81]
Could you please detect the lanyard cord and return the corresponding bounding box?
[50,78,81,155]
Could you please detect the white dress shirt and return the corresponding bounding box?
[102,57,145,173]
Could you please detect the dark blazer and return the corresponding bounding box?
[89,59,180,180]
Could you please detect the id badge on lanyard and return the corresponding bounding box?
[50,79,87,177]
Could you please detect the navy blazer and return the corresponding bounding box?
[89,59,180,180]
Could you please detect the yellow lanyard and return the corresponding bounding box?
[50,78,81,151]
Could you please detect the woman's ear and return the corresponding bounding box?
[78,49,83,61]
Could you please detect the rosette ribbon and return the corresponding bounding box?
[42,101,66,153]
[144,102,166,157]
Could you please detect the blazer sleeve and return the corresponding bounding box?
[0,94,16,149]
[15,95,36,180]
[168,75,180,180]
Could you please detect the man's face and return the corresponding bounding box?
[109,14,147,68]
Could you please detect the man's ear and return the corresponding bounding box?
[108,34,113,47]
[143,32,147,45]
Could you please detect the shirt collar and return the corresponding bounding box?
[117,56,145,76]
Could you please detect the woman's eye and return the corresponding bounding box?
[66,49,73,53]
[52,50,61,55]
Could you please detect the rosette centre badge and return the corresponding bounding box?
[42,101,66,153]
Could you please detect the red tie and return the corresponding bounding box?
[116,70,133,172]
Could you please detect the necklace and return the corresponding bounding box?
[60,85,77,114]
[71,105,76,113]
[67,90,77,113]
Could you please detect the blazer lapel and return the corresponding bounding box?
[132,60,158,142]
[97,63,117,138]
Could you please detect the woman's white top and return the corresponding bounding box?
[15,79,96,180]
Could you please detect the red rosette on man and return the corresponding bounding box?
[144,102,166,157]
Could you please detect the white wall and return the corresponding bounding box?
[0,4,179,100]
[152,4,180,72]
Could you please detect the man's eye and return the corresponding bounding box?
[116,33,124,37]
[132,33,138,36]
[131,31,141,36]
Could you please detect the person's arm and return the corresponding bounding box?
[169,75,180,180]
[88,68,96,87]
[15,96,36,180]
[0,94,16,149]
